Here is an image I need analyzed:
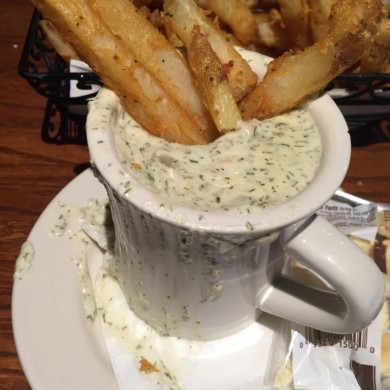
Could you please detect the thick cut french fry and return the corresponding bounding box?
[238,0,261,9]
[254,9,293,53]
[239,0,383,121]
[163,0,258,102]
[279,0,312,49]
[132,0,157,7]
[359,42,390,73]
[33,0,388,147]
[196,0,257,44]
[138,6,164,31]
[308,0,336,42]
[39,19,79,62]
[188,30,242,133]
[32,0,211,145]
[376,18,390,48]
[348,8,390,73]
[90,0,217,143]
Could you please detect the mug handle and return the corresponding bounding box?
[259,215,385,334]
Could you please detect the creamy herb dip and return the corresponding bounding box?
[114,108,321,214]
[111,48,321,214]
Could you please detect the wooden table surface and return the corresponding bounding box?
[1,1,390,389]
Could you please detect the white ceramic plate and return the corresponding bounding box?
[12,169,379,390]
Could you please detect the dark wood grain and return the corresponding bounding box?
[0,2,89,389]
[0,2,390,390]
[343,142,390,202]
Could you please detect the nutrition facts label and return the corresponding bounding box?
[317,200,377,235]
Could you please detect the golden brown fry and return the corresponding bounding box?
[132,0,162,7]
[376,17,390,48]
[188,30,242,133]
[163,0,258,102]
[238,0,261,9]
[32,0,211,145]
[385,3,390,18]
[359,17,390,73]
[90,0,217,142]
[254,9,293,53]
[196,0,257,44]
[239,0,383,121]
[359,42,389,73]
[163,23,184,48]
[279,0,312,49]
[39,18,79,62]
[308,0,336,42]
[138,6,163,30]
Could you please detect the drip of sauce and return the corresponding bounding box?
[95,263,200,389]
[14,241,34,281]
[49,198,113,322]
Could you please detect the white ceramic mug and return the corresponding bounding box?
[87,89,384,340]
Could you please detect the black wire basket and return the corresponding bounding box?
[19,10,102,145]
[19,9,390,146]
